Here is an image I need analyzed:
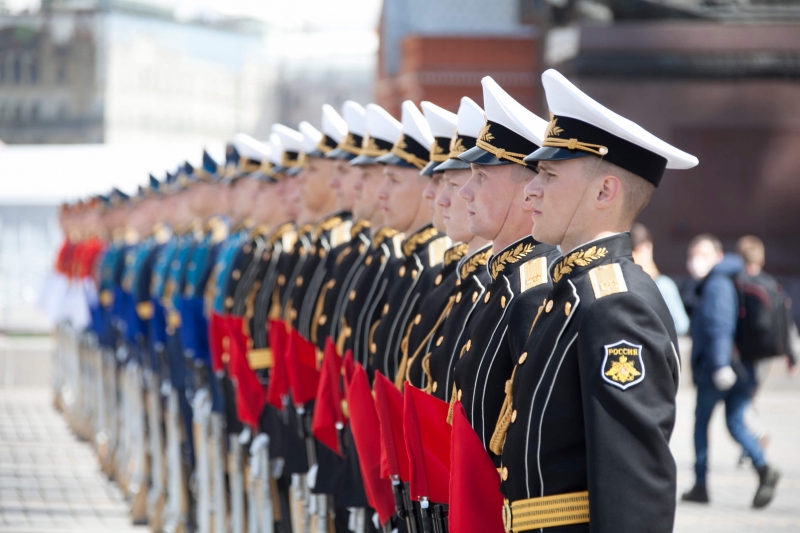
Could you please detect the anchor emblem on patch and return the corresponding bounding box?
[601,340,645,390]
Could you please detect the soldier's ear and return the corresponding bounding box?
[595,174,622,210]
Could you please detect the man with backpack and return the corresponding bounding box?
[682,234,781,508]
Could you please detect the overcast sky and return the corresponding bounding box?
[5,0,383,30]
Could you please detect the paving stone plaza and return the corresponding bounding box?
[0,335,797,532]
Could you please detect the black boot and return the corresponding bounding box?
[753,465,780,509]
[681,484,709,504]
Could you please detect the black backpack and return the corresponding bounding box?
[735,272,792,362]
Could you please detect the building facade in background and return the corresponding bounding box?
[377,0,538,116]
[0,0,269,145]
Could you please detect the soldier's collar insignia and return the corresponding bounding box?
[350,219,371,239]
[443,242,468,268]
[602,340,645,390]
[373,226,400,247]
[489,238,535,279]
[401,225,440,257]
[459,245,492,279]
[551,245,608,283]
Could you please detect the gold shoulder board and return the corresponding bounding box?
[282,230,298,252]
[519,256,548,292]
[330,220,353,248]
[588,263,628,299]
[428,236,452,268]
[392,233,405,258]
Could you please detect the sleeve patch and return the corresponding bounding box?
[602,340,645,390]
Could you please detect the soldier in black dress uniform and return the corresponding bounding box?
[495,69,698,533]
[450,77,560,465]
[423,97,492,402]
[371,100,450,384]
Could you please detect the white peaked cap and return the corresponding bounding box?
[421,101,457,139]
[267,134,283,166]
[400,100,435,149]
[457,97,485,138]
[540,69,698,170]
[271,124,304,154]
[482,76,548,146]
[233,132,269,162]
[298,121,323,154]
[340,101,367,137]
[321,104,348,144]
[366,103,402,144]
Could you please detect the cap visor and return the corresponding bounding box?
[350,154,381,166]
[326,148,357,161]
[524,146,592,164]
[305,149,326,159]
[375,152,416,169]
[420,160,441,176]
[286,166,303,177]
[433,158,470,172]
[458,146,512,166]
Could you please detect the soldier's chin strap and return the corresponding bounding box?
[559,155,605,254]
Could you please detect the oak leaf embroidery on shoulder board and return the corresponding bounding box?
[402,227,439,257]
[460,249,491,279]
[444,243,468,267]
[317,216,343,234]
[552,246,608,283]
[490,242,534,279]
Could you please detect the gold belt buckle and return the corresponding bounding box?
[502,498,513,533]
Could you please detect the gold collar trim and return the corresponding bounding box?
[402,226,439,257]
[444,242,468,267]
[490,241,535,279]
[459,246,492,279]
[552,245,608,283]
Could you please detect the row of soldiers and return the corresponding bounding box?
[50,68,698,533]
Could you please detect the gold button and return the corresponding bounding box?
[278,274,286,286]
[327,279,336,289]
[432,382,438,392]
[319,248,326,257]
[370,342,377,354]
[518,352,528,364]
[500,296,507,309]
[366,256,373,266]
[465,339,472,352]
[232,269,241,280]
[565,302,572,316]
[359,243,366,253]
[511,409,517,423]
[383,303,389,316]
[225,297,234,309]
[399,266,406,277]
[501,467,508,481]
[414,314,421,325]
[436,336,443,347]
[457,389,462,401]
[456,292,462,303]
[484,291,491,303]
[295,276,303,287]
[472,291,478,302]
[318,315,327,326]
[311,245,317,254]
[435,274,442,286]
[545,300,553,313]
[411,269,418,279]
[349,290,357,301]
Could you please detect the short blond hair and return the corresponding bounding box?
[581,157,654,222]
[736,235,765,266]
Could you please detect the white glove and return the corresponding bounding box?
[712,366,737,391]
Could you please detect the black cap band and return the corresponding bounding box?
[530,115,668,186]
[475,121,539,166]
[389,133,430,170]
[429,136,450,163]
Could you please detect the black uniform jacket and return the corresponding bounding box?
[427,244,492,401]
[452,236,560,463]
[401,242,467,389]
[337,227,404,370]
[498,233,680,533]
[371,224,448,383]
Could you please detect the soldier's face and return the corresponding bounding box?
[329,159,360,212]
[440,169,474,243]
[460,164,530,241]
[353,164,383,221]
[252,182,278,225]
[298,157,334,214]
[423,174,446,233]
[378,165,427,232]
[525,158,589,247]
[231,178,260,220]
